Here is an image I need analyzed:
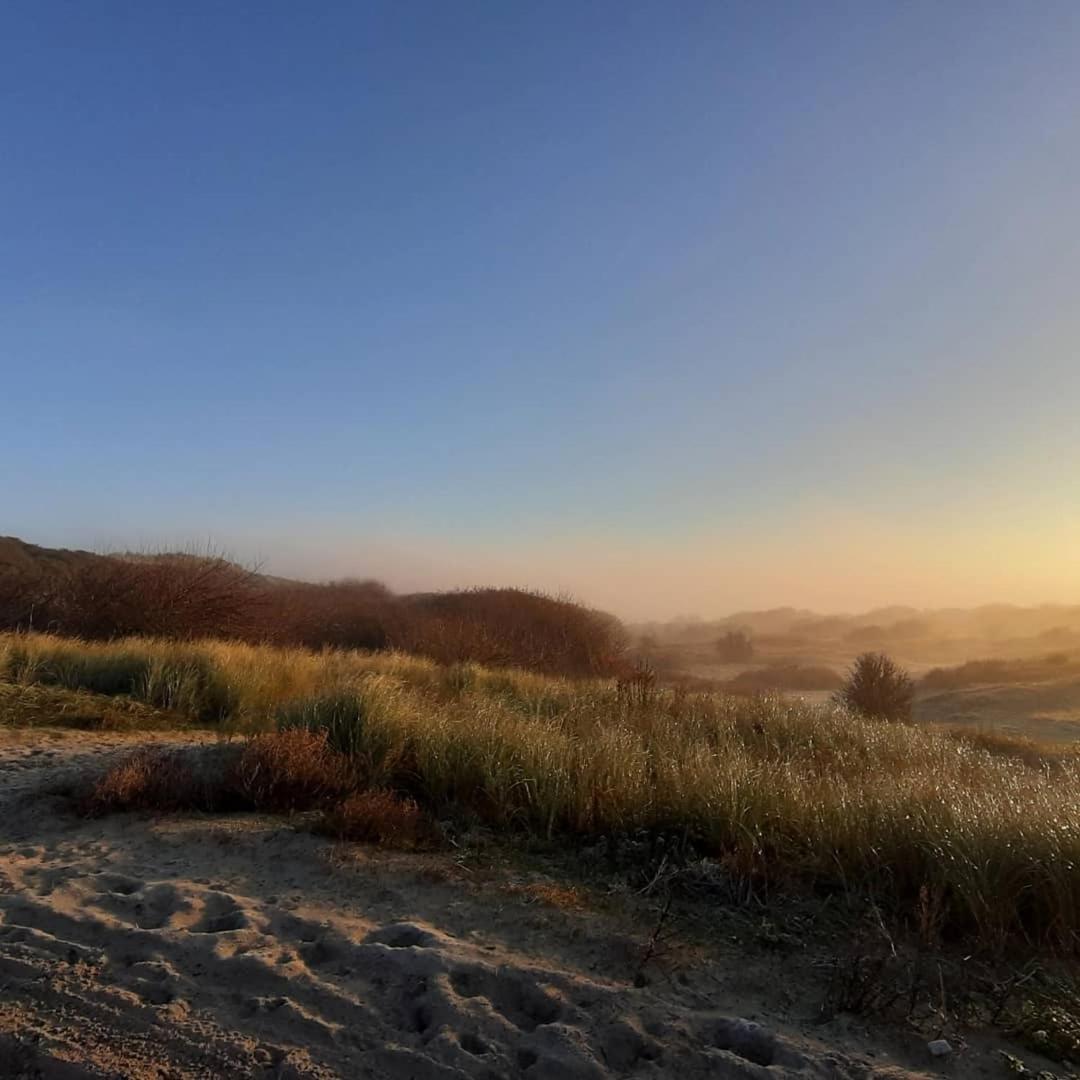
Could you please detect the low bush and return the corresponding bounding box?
[834,652,913,722]
[321,790,429,847]
[227,729,353,812]
[82,748,222,815]
[714,630,754,662]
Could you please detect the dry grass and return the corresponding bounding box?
[944,726,1080,770]
[6,631,1080,954]
[0,681,188,731]
[506,881,590,912]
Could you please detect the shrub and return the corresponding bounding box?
[714,630,754,662]
[321,790,429,847]
[260,579,392,650]
[391,588,627,676]
[82,748,219,815]
[834,652,913,722]
[31,552,261,641]
[227,729,353,812]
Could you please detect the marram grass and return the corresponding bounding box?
[3,631,1079,951]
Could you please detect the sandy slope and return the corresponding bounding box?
[915,677,1080,741]
[0,729,1025,1079]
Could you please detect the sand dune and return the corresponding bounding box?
[0,729,1039,1079]
[915,676,1080,741]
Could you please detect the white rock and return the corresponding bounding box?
[927,1039,953,1057]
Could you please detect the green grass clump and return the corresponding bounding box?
[141,652,234,723]
[276,691,371,757]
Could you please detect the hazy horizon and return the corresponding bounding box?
[9,526,1080,625]
[5,3,1080,621]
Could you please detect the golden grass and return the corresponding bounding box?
[0,682,188,731]
[5,631,1080,952]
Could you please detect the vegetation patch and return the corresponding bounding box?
[0,682,188,731]
[82,747,226,815]
[922,654,1080,692]
[320,789,430,848]
[228,729,353,812]
[13,630,1079,956]
[724,663,842,693]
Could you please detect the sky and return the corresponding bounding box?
[3,2,1080,620]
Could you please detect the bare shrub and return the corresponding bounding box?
[259,579,392,650]
[15,552,261,641]
[391,588,626,676]
[321,789,429,847]
[834,652,914,722]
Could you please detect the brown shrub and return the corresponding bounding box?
[1,543,627,677]
[82,748,213,815]
[8,552,261,641]
[391,588,626,676]
[320,789,429,847]
[258,579,392,650]
[227,729,353,812]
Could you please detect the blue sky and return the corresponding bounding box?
[4,2,1080,617]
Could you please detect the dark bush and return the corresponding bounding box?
[389,588,626,677]
[834,652,914,722]
[0,546,627,678]
[714,630,754,662]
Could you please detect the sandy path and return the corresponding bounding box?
[0,730,972,1079]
